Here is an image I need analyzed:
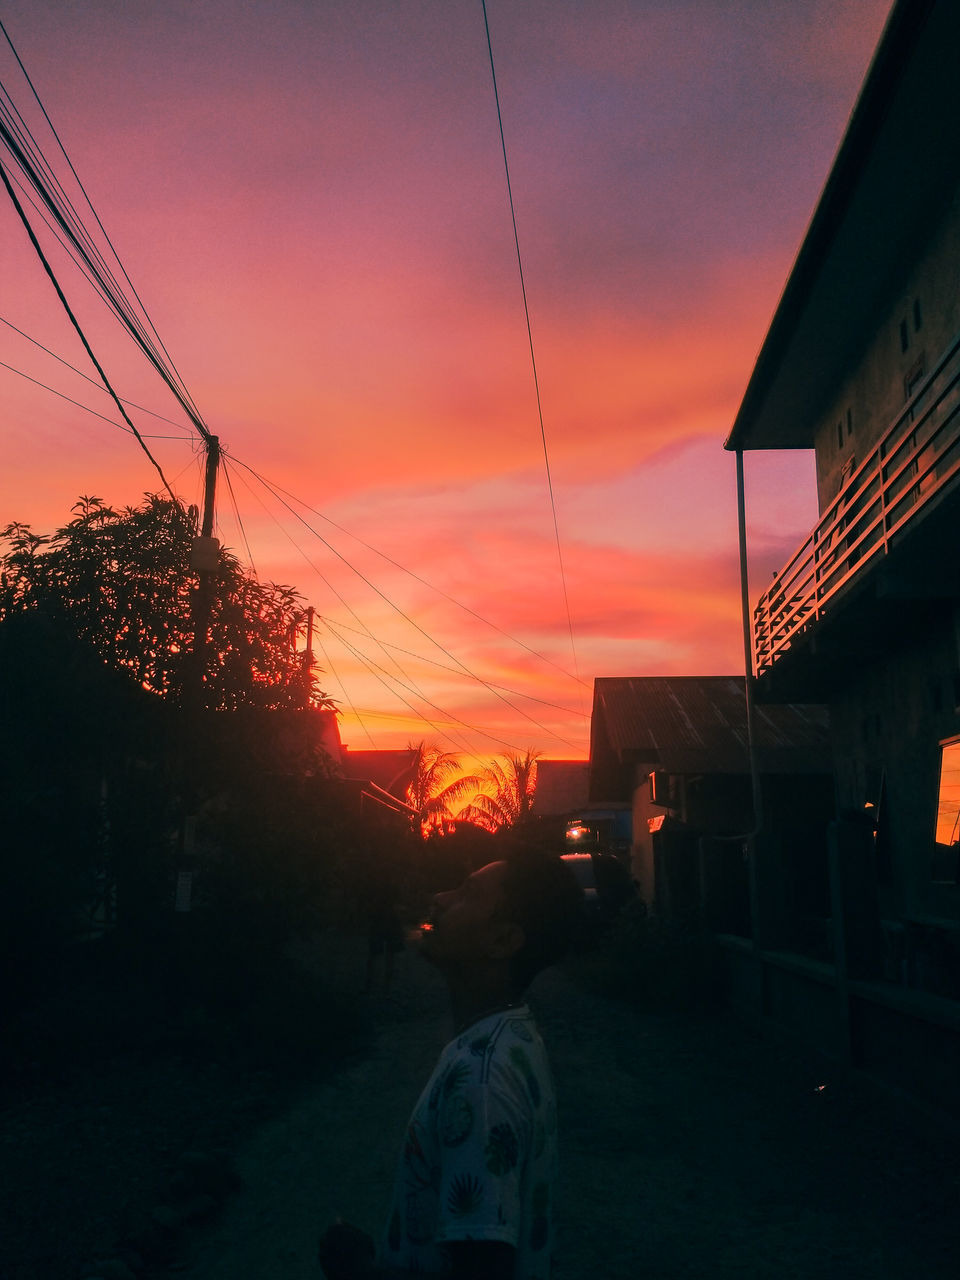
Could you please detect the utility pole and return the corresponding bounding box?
[177,435,220,914]
[302,605,315,708]
[188,435,221,704]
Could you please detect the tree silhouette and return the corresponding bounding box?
[405,741,481,837]
[0,494,333,712]
[460,750,540,833]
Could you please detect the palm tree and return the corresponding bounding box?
[460,751,540,833]
[405,741,481,837]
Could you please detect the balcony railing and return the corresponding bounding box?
[754,331,960,677]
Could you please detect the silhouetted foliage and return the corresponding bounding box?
[404,740,482,836]
[0,493,335,711]
[460,750,540,833]
[0,494,369,1088]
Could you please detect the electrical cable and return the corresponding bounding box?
[480,0,585,717]
[232,456,584,749]
[0,23,587,757]
[0,96,179,409]
[5,297,588,725]
[315,614,581,717]
[0,358,192,441]
[103,427,376,747]
[322,611,520,754]
[226,460,486,756]
[219,455,258,578]
[0,314,196,437]
[0,99,211,442]
[0,19,204,428]
[247,471,588,689]
[314,627,378,750]
[225,460,574,753]
[0,156,178,500]
[227,457,443,706]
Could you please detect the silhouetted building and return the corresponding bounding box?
[526,757,632,861]
[337,746,418,818]
[726,0,960,1120]
[589,676,832,927]
[530,759,591,818]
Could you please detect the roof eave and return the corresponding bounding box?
[725,0,944,453]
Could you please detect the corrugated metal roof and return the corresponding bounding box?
[592,676,830,776]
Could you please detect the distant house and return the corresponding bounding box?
[338,746,418,819]
[725,0,960,1118]
[531,758,633,858]
[530,759,591,819]
[589,676,832,928]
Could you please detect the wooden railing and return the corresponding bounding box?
[754,332,960,676]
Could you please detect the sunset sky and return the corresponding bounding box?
[0,0,893,761]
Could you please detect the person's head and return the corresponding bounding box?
[421,854,584,994]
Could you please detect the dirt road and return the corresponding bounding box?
[179,935,958,1279]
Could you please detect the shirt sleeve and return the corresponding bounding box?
[431,1066,532,1248]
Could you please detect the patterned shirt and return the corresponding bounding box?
[382,1005,557,1278]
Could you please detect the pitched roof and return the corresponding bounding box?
[591,676,830,776]
[530,759,590,817]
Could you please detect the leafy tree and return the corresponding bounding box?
[405,740,481,837]
[460,750,540,833]
[0,493,334,712]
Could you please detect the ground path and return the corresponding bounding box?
[177,931,958,1279]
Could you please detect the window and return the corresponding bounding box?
[933,739,960,884]
[900,318,910,353]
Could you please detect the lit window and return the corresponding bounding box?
[933,739,960,883]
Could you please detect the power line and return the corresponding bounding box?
[0,156,178,500]
[0,18,204,431]
[0,358,193,441]
[0,46,211,442]
[314,628,378,750]
[251,472,588,689]
[315,613,582,717]
[323,612,520,754]
[0,314,196,437]
[219,455,258,577]
[480,0,585,716]
[226,460,488,757]
[3,306,589,727]
[232,456,584,750]
[0,103,182,409]
[199,452,379,749]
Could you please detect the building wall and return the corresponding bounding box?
[814,190,960,509]
[631,766,832,938]
[829,606,960,940]
[630,763,658,906]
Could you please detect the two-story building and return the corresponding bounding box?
[725,0,960,1120]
